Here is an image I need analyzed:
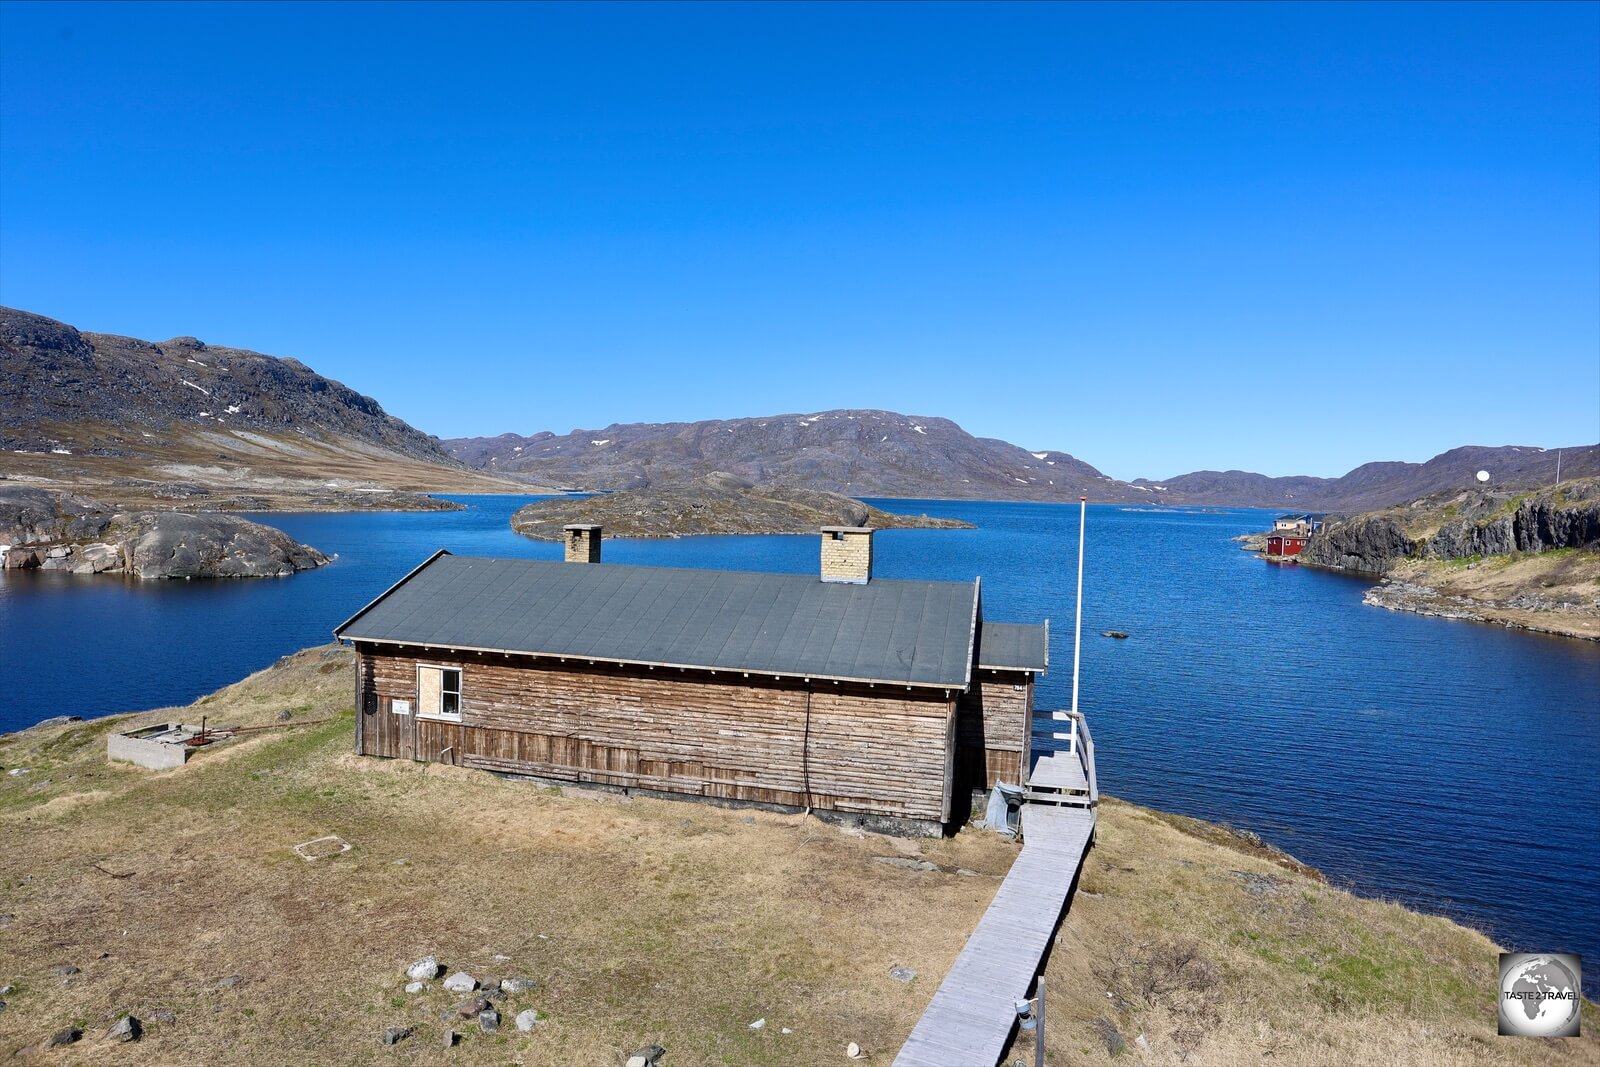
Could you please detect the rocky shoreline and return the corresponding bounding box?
[1360,556,1600,641]
[1,485,329,579]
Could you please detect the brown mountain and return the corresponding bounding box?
[445,410,1139,501]
[1,307,526,509]
[445,413,1597,510]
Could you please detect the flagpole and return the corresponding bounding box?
[1071,495,1086,716]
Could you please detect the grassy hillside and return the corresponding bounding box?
[0,651,1593,1065]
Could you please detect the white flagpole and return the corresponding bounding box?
[1071,495,1086,716]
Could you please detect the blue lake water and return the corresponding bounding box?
[3,496,1597,995]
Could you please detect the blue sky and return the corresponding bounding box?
[2,2,1596,480]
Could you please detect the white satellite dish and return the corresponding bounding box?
[1476,470,1490,483]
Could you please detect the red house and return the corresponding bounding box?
[1266,533,1308,557]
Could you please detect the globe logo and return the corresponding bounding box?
[1498,952,1582,1037]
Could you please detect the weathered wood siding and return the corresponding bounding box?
[355,644,958,822]
[956,670,1034,790]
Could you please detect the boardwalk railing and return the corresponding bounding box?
[1050,708,1097,803]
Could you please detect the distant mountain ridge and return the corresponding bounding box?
[444,410,1134,501]
[445,414,1598,510]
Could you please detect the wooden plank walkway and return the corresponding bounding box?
[892,803,1097,1067]
[1027,749,1088,793]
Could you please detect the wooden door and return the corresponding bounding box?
[397,705,417,761]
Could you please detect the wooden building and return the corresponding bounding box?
[1266,532,1309,556]
[334,526,1047,834]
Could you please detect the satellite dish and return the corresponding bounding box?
[1476,470,1490,483]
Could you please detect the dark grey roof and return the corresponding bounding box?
[977,622,1048,672]
[335,552,980,689]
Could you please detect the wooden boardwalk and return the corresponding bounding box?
[894,707,1099,1067]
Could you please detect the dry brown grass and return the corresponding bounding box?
[2,651,1595,1065]
[2,420,540,511]
[1018,800,1600,1067]
[1383,552,1600,641]
[0,647,1013,1064]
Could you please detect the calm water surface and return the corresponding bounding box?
[3,496,1596,994]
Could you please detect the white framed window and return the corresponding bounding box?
[416,665,462,721]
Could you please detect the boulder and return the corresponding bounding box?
[107,1015,141,1043]
[442,972,477,993]
[500,977,538,994]
[515,1009,541,1032]
[453,996,488,1018]
[46,1028,82,1048]
[405,956,442,981]
[382,1026,413,1046]
[479,1008,500,1033]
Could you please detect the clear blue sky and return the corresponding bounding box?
[2,2,1596,480]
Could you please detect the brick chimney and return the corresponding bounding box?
[820,526,874,584]
[564,524,602,563]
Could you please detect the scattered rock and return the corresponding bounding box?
[442,971,477,993]
[381,1026,413,1046]
[749,1018,766,1029]
[214,975,244,988]
[406,956,442,981]
[0,1001,6,1014]
[107,1016,141,1043]
[46,1028,81,1048]
[740,816,755,824]
[872,856,937,872]
[626,1045,666,1067]
[149,1009,177,1024]
[501,977,538,994]
[5,769,28,777]
[33,715,82,728]
[493,954,512,962]
[1136,1033,1151,1051]
[49,964,80,977]
[0,986,10,995]
[847,1041,866,1059]
[888,966,917,983]
[442,1028,458,1048]
[0,915,12,928]
[276,710,293,722]
[479,1008,500,1033]
[453,996,489,1018]
[1089,1016,1126,1056]
[404,982,425,994]
[515,1009,541,1032]
[781,1027,793,1034]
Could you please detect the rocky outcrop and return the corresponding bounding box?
[1,485,328,579]
[1298,515,1416,575]
[1302,479,1600,575]
[1422,490,1600,559]
[510,473,973,539]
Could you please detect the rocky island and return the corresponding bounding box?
[510,473,973,539]
[0,485,328,579]
[1298,478,1600,640]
